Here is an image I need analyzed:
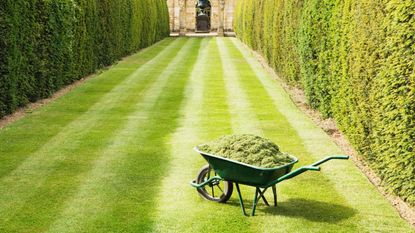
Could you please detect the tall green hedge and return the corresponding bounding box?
[0,0,169,117]
[235,0,415,205]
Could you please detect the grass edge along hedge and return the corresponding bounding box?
[234,0,415,205]
[0,0,170,118]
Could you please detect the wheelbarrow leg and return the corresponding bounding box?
[252,188,260,216]
[235,183,247,216]
[272,185,277,207]
[257,188,270,206]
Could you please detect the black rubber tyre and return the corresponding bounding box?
[196,164,233,203]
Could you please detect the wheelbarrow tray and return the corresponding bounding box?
[195,147,298,187]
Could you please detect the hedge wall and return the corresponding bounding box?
[0,0,169,118]
[235,0,415,204]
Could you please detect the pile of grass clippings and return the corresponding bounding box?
[198,134,293,168]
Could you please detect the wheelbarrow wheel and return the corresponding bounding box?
[196,165,233,203]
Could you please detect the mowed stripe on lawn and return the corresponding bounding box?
[191,38,252,233]
[153,38,209,232]
[217,38,262,135]
[154,38,252,233]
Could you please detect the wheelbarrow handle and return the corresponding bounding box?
[311,155,349,167]
[272,165,321,185]
[264,155,349,187]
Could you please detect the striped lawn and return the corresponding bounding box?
[0,37,413,233]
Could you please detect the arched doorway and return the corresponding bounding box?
[195,0,211,33]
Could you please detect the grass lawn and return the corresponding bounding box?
[0,37,413,233]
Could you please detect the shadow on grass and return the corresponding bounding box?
[225,198,356,223]
[263,198,356,223]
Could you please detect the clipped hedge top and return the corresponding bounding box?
[198,134,293,168]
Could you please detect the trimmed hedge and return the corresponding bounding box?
[235,0,415,204]
[0,0,169,117]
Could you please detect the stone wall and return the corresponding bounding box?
[224,0,235,31]
[167,0,236,33]
[167,0,180,32]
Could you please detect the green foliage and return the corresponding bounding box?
[371,0,415,204]
[0,0,169,117]
[235,0,415,204]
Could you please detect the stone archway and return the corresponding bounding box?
[175,0,226,36]
[168,0,234,36]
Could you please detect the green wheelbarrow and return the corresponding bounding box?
[190,147,349,216]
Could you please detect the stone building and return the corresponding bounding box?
[167,0,237,36]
